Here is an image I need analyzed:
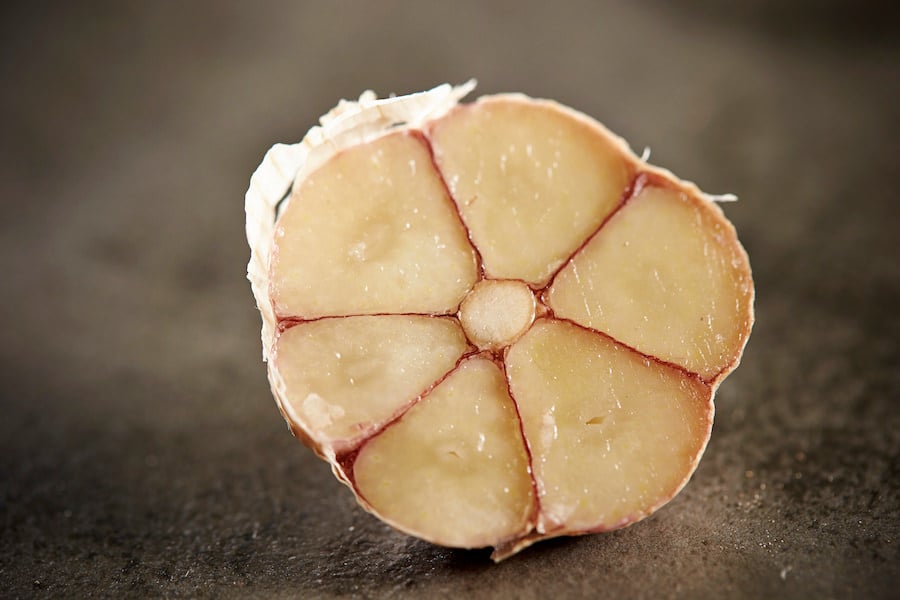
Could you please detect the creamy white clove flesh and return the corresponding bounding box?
[246,83,754,561]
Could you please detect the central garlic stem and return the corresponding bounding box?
[459,279,536,350]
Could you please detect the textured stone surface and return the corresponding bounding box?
[1,1,897,598]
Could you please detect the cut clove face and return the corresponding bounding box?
[246,83,754,561]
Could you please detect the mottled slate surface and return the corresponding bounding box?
[1,1,897,598]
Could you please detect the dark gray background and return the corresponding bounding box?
[1,1,898,598]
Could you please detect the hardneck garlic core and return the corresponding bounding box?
[459,279,536,351]
[246,82,754,561]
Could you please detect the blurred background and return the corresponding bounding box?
[1,1,897,597]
